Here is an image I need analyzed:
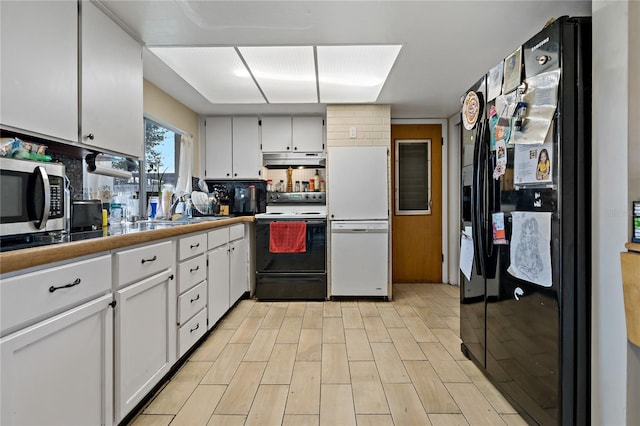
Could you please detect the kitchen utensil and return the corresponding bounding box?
[191,191,209,214]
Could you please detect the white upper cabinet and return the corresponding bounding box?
[0,1,78,142]
[80,1,143,158]
[292,116,325,152]
[205,117,262,179]
[261,116,324,153]
[261,117,292,152]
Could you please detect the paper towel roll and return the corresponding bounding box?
[87,164,133,179]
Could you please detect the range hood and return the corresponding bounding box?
[262,152,326,169]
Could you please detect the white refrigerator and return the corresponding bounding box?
[327,146,389,297]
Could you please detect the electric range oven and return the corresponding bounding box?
[254,192,327,300]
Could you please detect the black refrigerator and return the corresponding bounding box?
[459,16,591,426]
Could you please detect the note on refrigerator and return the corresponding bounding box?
[507,212,552,287]
[460,226,474,281]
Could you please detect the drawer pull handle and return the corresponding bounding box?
[190,294,200,303]
[141,255,157,264]
[49,278,81,293]
[190,243,200,249]
[190,265,200,273]
[190,323,200,333]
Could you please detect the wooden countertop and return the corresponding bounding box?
[0,216,254,274]
[626,242,640,253]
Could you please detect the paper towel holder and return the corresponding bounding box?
[85,152,135,179]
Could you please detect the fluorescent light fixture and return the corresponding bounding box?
[317,45,402,103]
[149,46,265,103]
[238,46,317,103]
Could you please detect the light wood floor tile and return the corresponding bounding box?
[276,317,303,343]
[420,342,456,361]
[445,383,507,426]
[403,360,461,414]
[430,359,471,383]
[358,302,380,317]
[345,328,374,361]
[206,415,246,426]
[363,316,392,343]
[283,415,319,426]
[501,413,529,425]
[442,315,460,334]
[457,360,486,382]
[297,328,322,361]
[349,361,390,414]
[189,329,235,362]
[245,384,288,426]
[262,343,297,384]
[370,343,410,383]
[402,316,439,342]
[229,316,263,344]
[377,306,405,328]
[355,414,395,426]
[388,327,427,360]
[323,300,342,317]
[214,362,266,415]
[144,362,212,414]
[285,302,307,318]
[321,343,351,383]
[247,302,271,317]
[428,413,470,426]
[243,329,279,361]
[286,361,321,415]
[171,385,226,426]
[323,316,346,343]
[474,380,518,414]
[201,344,250,385]
[383,383,432,426]
[432,328,467,361]
[342,306,365,328]
[306,301,324,309]
[218,300,253,330]
[414,307,449,329]
[129,414,174,426]
[261,304,288,329]
[320,384,356,426]
[393,303,418,317]
[302,307,323,329]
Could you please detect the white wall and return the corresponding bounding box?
[591,1,631,424]
[447,114,461,285]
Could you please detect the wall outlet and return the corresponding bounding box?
[349,127,357,138]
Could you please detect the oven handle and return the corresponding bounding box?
[257,219,326,225]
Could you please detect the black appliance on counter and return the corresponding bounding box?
[254,192,327,300]
[192,178,267,216]
[460,17,591,425]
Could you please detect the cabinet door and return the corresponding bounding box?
[1,294,113,426]
[292,116,325,152]
[261,117,292,152]
[205,117,233,179]
[232,117,262,179]
[115,269,175,423]
[229,237,249,305]
[81,1,143,158]
[0,0,77,142]
[207,245,230,329]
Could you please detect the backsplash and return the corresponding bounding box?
[264,168,326,190]
[51,154,83,200]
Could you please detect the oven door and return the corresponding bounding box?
[255,219,326,272]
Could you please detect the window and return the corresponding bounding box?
[395,139,432,215]
[144,117,180,195]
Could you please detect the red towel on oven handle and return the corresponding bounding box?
[269,221,306,253]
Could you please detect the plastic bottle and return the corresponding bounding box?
[320,180,326,192]
[313,170,320,191]
[309,178,315,191]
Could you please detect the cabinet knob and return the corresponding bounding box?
[226,173,230,177]
[234,173,237,177]
[87,133,95,141]
[294,146,298,150]
[286,146,290,150]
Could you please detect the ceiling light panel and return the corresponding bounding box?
[238,46,317,103]
[149,47,265,103]
[317,45,402,103]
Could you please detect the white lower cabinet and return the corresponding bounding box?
[230,236,249,304]
[0,293,113,426]
[207,242,230,328]
[114,268,175,423]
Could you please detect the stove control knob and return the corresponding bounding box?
[305,194,310,199]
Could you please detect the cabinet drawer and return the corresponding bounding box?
[208,227,229,250]
[178,233,207,261]
[178,254,206,293]
[177,280,206,325]
[229,224,244,242]
[178,308,207,358]
[1,255,111,334]
[115,241,173,288]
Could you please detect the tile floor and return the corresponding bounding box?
[129,283,526,426]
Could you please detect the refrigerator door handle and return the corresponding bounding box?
[471,121,484,276]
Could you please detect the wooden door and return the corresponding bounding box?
[391,124,442,282]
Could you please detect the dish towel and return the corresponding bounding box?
[269,222,307,253]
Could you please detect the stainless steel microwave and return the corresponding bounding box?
[0,157,65,237]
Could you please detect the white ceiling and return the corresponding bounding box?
[98,0,591,119]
